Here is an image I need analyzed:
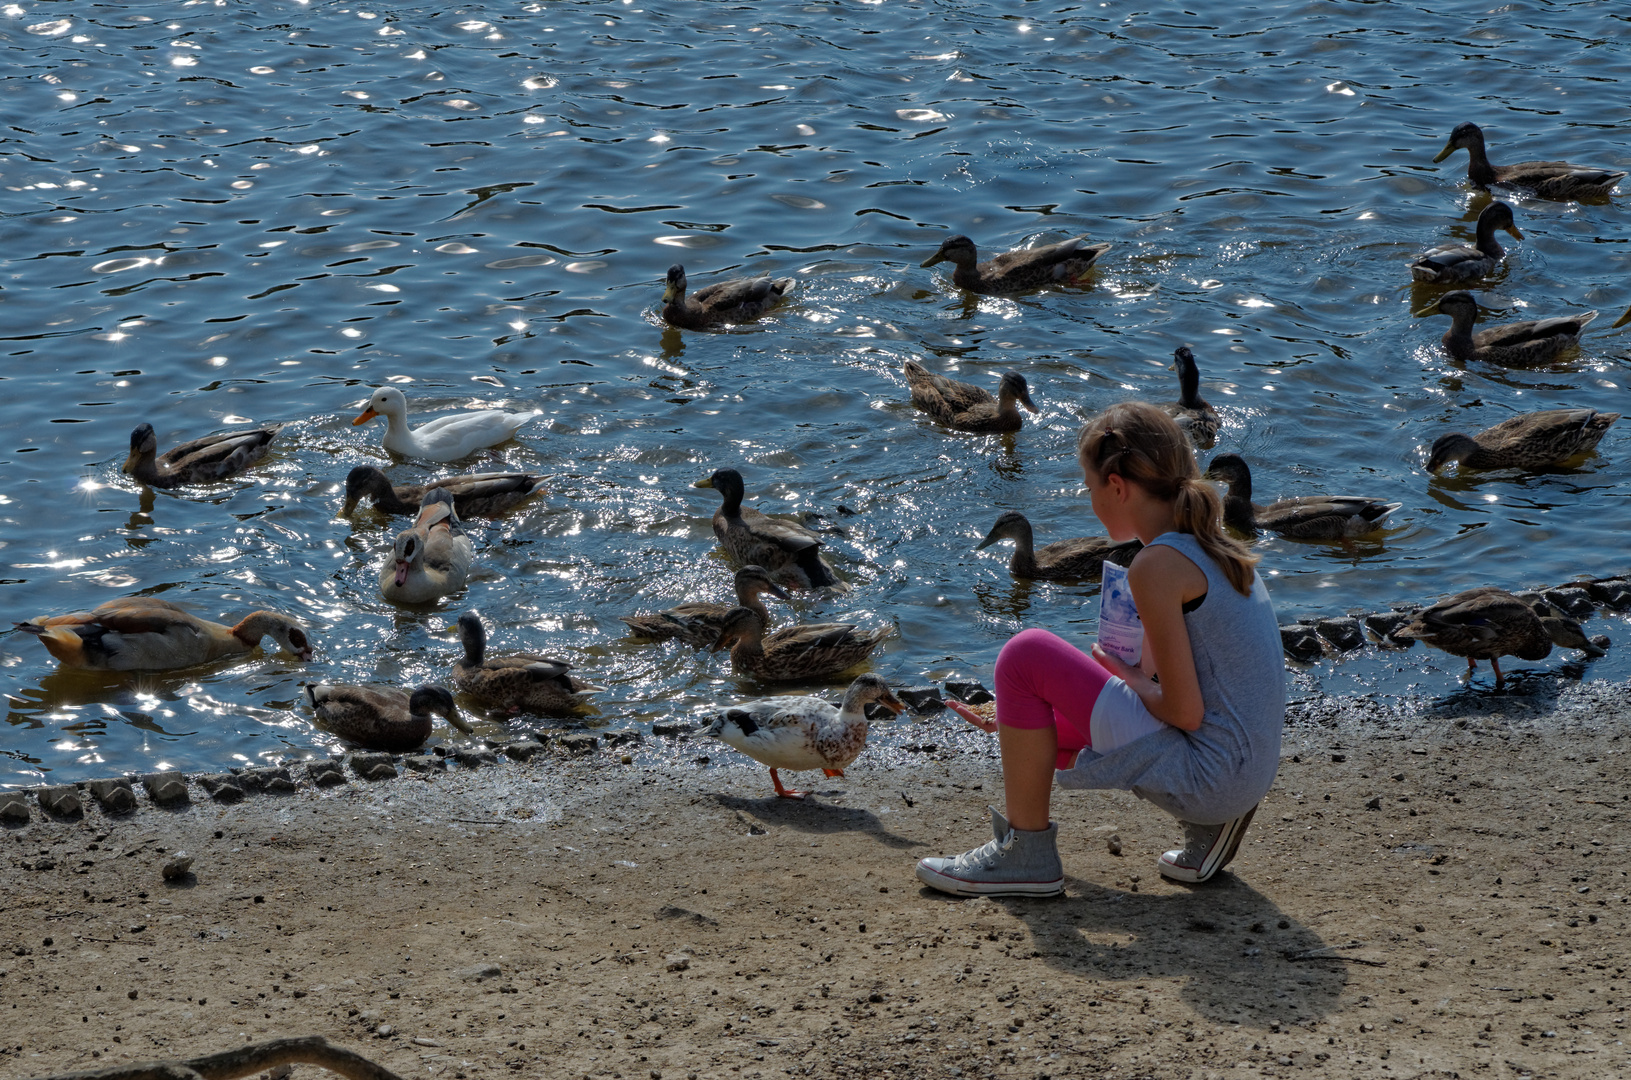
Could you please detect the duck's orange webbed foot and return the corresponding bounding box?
[822,768,844,778]
[770,769,807,800]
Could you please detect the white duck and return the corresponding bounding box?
[352,386,541,462]
[379,488,473,604]
[704,673,904,799]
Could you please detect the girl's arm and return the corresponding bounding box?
[1090,545,1207,731]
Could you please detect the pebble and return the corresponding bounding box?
[650,723,694,737]
[1106,835,1122,856]
[1363,611,1414,645]
[198,774,245,803]
[1585,578,1631,610]
[665,953,691,972]
[501,740,544,762]
[306,759,347,787]
[460,963,502,982]
[161,852,193,882]
[1315,616,1364,652]
[557,733,598,755]
[240,766,297,793]
[1542,587,1594,618]
[1279,624,1323,661]
[449,748,498,768]
[142,771,190,806]
[401,754,444,773]
[894,687,946,715]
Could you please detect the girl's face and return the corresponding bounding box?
[1082,458,1136,541]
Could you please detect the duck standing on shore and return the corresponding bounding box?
[1409,201,1523,284]
[1393,587,1604,688]
[123,422,282,488]
[341,466,546,518]
[1203,454,1401,539]
[975,510,1141,581]
[451,611,604,716]
[903,361,1038,434]
[919,234,1110,294]
[705,673,906,798]
[379,489,473,604]
[693,468,842,590]
[1428,291,1598,366]
[1432,122,1626,201]
[304,683,470,752]
[659,264,794,330]
[352,386,540,462]
[16,597,313,670]
[1425,409,1620,473]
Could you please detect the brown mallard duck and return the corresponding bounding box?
[1393,586,1604,688]
[620,565,792,647]
[16,597,313,671]
[304,683,470,752]
[1426,409,1619,473]
[903,361,1037,433]
[1162,346,1220,448]
[710,607,892,683]
[452,611,604,715]
[342,465,546,518]
[920,234,1110,294]
[123,422,281,488]
[660,264,794,330]
[975,511,1141,581]
[1433,122,1626,201]
[693,468,841,590]
[1409,201,1523,284]
[1429,291,1597,366]
[1204,454,1401,540]
[705,673,905,799]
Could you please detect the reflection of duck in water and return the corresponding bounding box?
[304,683,470,752]
[705,673,905,799]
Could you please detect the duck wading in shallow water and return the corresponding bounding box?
[693,468,842,590]
[1409,201,1523,284]
[304,683,470,752]
[710,606,892,683]
[379,488,473,604]
[919,233,1110,294]
[1428,291,1597,366]
[1161,346,1220,448]
[659,263,794,330]
[1433,121,1626,201]
[903,361,1038,434]
[706,673,906,799]
[1203,454,1401,540]
[123,421,282,488]
[452,611,604,716]
[620,565,793,647]
[16,597,313,671]
[352,386,540,462]
[1426,409,1620,473]
[976,510,1142,581]
[341,466,546,518]
[1393,587,1604,689]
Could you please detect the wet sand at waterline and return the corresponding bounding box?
[4,686,1627,1080]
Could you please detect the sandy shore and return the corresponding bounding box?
[3,682,1628,1080]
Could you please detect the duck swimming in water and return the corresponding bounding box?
[919,234,1110,294]
[451,611,604,716]
[352,386,540,462]
[693,468,843,590]
[304,683,470,752]
[903,361,1038,434]
[659,264,794,330]
[16,597,313,671]
[1203,454,1401,540]
[1433,121,1625,201]
[1428,291,1597,366]
[123,422,282,488]
[1425,409,1619,473]
[1409,201,1523,284]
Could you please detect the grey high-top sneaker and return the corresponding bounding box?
[915,806,1065,897]
[1156,805,1257,883]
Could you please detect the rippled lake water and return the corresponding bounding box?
[3,1,1629,787]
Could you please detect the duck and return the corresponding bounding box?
[975,511,1142,581]
[1203,454,1401,540]
[1433,122,1626,201]
[352,386,540,462]
[451,611,604,716]
[693,468,842,590]
[341,465,546,518]
[15,597,313,671]
[660,263,794,330]
[1409,201,1523,284]
[123,422,281,488]
[1393,586,1604,688]
[919,234,1110,294]
[379,488,473,604]
[710,607,892,683]
[1429,291,1597,366]
[1426,409,1620,473]
[705,673,905,798]
[1162,346,1220,448]
[303,682,470,752]
[903,361,1038,433]
[620,565,793,647]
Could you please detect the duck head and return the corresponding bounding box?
[662,264,687,304]
[710,606,764,653]
[409,684,473,733]
[124,423,159,475]
[975,511,1033,552]
[839,673,906,717]
[353,386,407,427]
[1425,432,1482,473]
[736,565,793,604]
[341,465,394,515]
[921,234,978,269]
[456,610,488,666]
[1433,121,1486,163]
[997,371,1039,414]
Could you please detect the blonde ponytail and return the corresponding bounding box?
[1078,402,1258,596]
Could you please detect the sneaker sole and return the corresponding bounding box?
[1156,806,1257,884]
[915,860,1064,898]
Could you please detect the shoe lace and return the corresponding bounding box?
[949,829,1015,873]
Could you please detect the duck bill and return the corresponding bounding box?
[920,251,946,268]
[766,582,794,602]
[296,646,315,662]
[1432,140,1455,164]
[340,496,360,516]
[1505,223,1524,241]
[692,476,715,489]
[974,531,1000,551]
[446,709,474,734]
[1018,389,1039,414]
[121,451,139,475]
[394,559,410,587]
[352,407,379,426]
[661,283,679,304]
[880,694,907,716]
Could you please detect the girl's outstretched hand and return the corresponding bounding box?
[945,698,998,734]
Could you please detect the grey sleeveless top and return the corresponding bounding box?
[1055,531,1285,823]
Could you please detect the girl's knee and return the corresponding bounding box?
[996,627,1067,678]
